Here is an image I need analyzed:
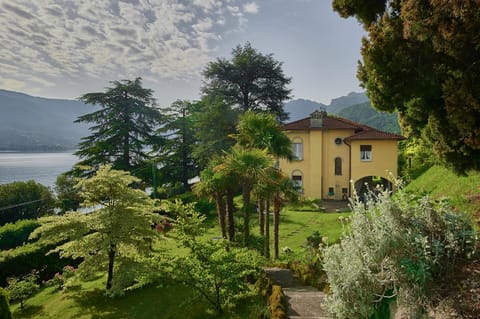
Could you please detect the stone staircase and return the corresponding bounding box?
[265,267,330,319]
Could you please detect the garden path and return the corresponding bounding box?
[266,267,330,319]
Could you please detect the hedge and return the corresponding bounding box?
[0,219,40,250]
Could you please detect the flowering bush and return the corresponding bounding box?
[323,186,478,318]
[47,265,76,291]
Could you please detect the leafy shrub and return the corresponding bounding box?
[6,271,39,309]
[168,200,264,314]
[323,186,478,318]
[0,287,12,319]
[0,219,40,250]
[0,240,79,286]
[46,265,77,290]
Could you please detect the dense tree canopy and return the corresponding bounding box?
[155,100,199,192]
[0,181,54,226]
[203,43,292,121]
[332,0,480,172]
[75,78,162,173]
[192,95,238,169]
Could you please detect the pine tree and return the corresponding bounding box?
[75,78,162,174]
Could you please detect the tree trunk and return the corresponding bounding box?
[226,188,235,242]
[258,200,265,237]
[273,193,280,260]
[264,199,270,259]
[106,243,116,290]
[242,183,251,246]
[214,192,227,239]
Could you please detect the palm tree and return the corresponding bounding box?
[235,111,293,236]
[252,168,278,258]
[272,174,299,260]
[192,163,227,239]
[217,146,273,245]
[235,111,293,160]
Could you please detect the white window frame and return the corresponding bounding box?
[360,145,372,161]
[292,142,303,160]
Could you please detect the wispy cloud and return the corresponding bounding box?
[0,0,259,92]
[243,2,259,14]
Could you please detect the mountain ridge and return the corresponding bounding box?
[284,92,401,133]
[0,89,401,150]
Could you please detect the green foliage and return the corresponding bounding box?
[6,271,39,309]
[333,0,480,172]
[0,287,12,319]
[322,186,477,318]
[154,100,199,192]
[192,95,238,169]
[398,138,437,180]
[0,238,77,287]
[47,265,76,291]
[218,146,273,245]
[203,42,292,121]
[54,173,81,213]
[75,78,163,174]
[0,181,54,226]
[169,200,264,314]
[30,165,160,296]
[0,219,40,250]
[235,111,293,160]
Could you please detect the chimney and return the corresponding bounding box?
[310,109,327,128]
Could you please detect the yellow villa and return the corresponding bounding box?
[279,109,405,200]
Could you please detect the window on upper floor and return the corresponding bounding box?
[292,141,303,160]
[334,157,342,175]
[360,145,372,161]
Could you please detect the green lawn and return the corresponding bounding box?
[267,209,350,261]
[10,204,349,319]
[11,277,264,319]
[405,165,480,215]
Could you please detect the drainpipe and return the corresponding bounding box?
[344,139,352,198]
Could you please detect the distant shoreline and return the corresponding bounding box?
[0,148,77,153]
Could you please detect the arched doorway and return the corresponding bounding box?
[354,176,392,201]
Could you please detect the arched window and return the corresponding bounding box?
[291,137,303,160]
[291,170,303,192]
[334,157,342,175]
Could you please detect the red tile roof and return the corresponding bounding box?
[343,130,405,142]
[283,114,405,141]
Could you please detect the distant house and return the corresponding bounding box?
[278,109,405,200]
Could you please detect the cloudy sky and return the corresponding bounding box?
[0,0,365,106]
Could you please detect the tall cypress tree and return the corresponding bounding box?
[75,78,162,174]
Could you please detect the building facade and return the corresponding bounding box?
[278,110,405,200]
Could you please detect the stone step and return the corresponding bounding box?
[265,267,331,319]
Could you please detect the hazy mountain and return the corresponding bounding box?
[337,101,401,134]
[285,92,369,121]
[0,89,96,151]
[284,92,401,133]
[284,98,327,121]
[327,92,369,114]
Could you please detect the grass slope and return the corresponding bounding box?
[405,165,480,216]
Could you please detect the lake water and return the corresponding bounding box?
[0,152,78,188]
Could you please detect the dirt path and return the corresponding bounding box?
[265,267,330,319]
